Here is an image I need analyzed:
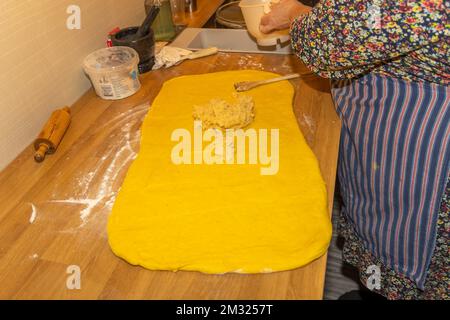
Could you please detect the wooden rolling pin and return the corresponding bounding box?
[34,107,71,163]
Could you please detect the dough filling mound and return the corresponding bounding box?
[193,94,255,129]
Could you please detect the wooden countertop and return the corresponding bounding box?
[0,53,341,299]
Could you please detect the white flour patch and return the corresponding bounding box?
[29,253,39,260]
[302,114,315,131]
[104,192,118,210]
[29,204,37,224]
[237,55,263,70]
[46,103,147,231]
[268,56,293,73]
[48,134,136,228]
[49,198,102,227]
[298,113,317,145]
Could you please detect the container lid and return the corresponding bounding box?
[83,46,139,73]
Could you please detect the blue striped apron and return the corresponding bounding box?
[331,73,450,289]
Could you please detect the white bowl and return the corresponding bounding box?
[239,0,290,46]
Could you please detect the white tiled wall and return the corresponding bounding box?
[0,0,145,170]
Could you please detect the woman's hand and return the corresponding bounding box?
[260,0,312,34]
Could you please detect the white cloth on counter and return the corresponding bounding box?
[152,46,192,70]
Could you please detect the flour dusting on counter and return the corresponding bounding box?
[237,55,263,70]
[43,103,149,232]
[301,114,316,131]
[29,254,39,260]
[298,113,317,145]
[29,204,37,224]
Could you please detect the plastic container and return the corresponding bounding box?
[111,27,156,73]
[83,46,141,100]
[239,0,290,46]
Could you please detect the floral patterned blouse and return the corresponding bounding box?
[291,0,450,85]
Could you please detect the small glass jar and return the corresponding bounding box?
[185,0,197,13]
[145,0,177,41]
[170,0,187,28]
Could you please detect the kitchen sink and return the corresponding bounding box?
[170,28,293,55]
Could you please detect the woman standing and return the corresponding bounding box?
[261,0,449,299]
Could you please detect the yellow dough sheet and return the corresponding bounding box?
[108,70,332,274]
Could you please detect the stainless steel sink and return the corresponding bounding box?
[170,28,293,55]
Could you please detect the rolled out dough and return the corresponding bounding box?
[107,70,332,274]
